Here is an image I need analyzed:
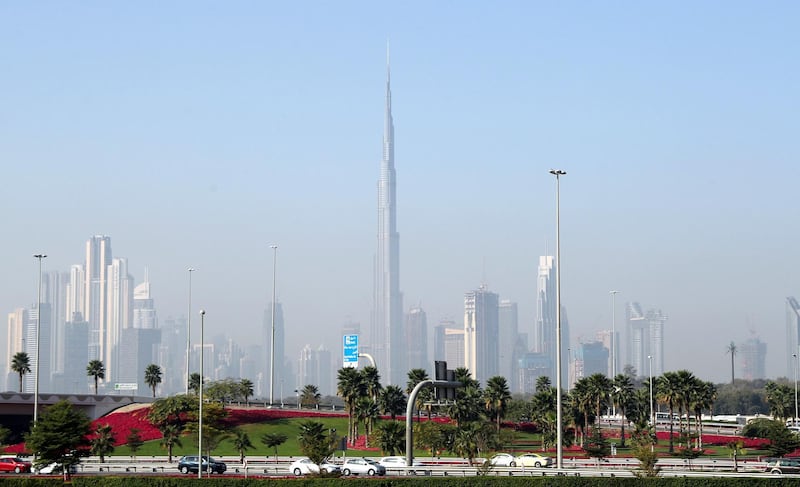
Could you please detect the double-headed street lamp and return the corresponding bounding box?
[33,254,47,427]
[549,169,566,469]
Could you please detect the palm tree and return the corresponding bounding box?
[570,377,593,445]
[91,424,115,463]
[232,428,254,463]
[452,422,481,465]
[355,396,380,445]
[406,368,431,421]
[87,360,105,394]
[240,379,254,406]
[675,369,698,440]
[261,432,288,463]
[143,364,162,397]
[447,385,483,427]
[375,420,406,455]
[361,366,382,400]
[611,374,635,447]
[188,373,201,394]
[159,423,183,463]
[337,367,365,445]
[657,371,682,453]
[300,384,322,408]
[585,373,612,424]
[484,376,511,432]
[691,381,717,449]
[726,342,737,385]
[10,352,31,393]
[379,385,407,420]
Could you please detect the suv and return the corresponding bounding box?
[766,458,800,475]
[177,455,227,474]
[341,457,386,476]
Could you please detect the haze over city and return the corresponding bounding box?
[2,2,799,388]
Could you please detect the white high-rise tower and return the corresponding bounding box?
[373,50,404,385]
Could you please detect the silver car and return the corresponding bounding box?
[341,457,386,476]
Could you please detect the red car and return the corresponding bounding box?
[0,457,32,473]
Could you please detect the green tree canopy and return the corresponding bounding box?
[11,352,31,393]
[90,423,115,463]
[24,400,91,481]
[144,364,163,397]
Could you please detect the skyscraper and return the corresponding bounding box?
[464,286,499,384]
[535,255,569,385]
[739,337,767,380]
[498,300,518,383]
[405,307,427,373]
[626,302,666,377]
[372,54,403,386]
[85,235,112,362]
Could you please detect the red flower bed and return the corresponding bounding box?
[89,407,161,446]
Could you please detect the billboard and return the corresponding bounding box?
[343,334,359,368]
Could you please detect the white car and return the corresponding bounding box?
[516,453,553,468]
[378,456,423,468]
[34,462,78,474]
[341,457,386,476]
[288,457,341,476]
[489,453,517,467]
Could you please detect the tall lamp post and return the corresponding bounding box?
[186,268,195,395]
[648,354,654,449]
[198,309,205,479]
[269,244,278,407]
[793,353,798,426]
[549,169,566,469]
[33,254,47,428]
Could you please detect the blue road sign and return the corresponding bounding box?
[343,334,359,368]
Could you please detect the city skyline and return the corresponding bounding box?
[3,2,799,385]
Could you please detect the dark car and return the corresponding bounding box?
[177,455,227,474]
[766,458,800,475]
[0,457,32,473]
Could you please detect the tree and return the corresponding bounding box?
[337,367,365,445]
[297,420,337,468]
[361,365,383,400]
[765,381,794,422]
[87,359,105,394]
[484,376,512,432]
[447,386,483,427]
[144,364,162,397]
[232,428,254,463]
[301,384,322,408]
[91,423,116,462]
[375,420,406,455]
[611,374,635,447]
[10,352,31,393]
[742,418,800,457]
[159,424,183,463]
[126,428,144,460]
[25,400,91,481]
[406,368,432,421]
[355,396,379,446]
[379,385,407,420]
[261,432,288,463]
[189,373,201,394]
[726,342,737,385]
[583,426,611,464]
[148,394,196,462]
[451,422,480,465]
[657,371,682,453]
[240,379,254,406]
[585,373,612,424]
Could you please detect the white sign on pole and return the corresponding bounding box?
[343,334,359,368]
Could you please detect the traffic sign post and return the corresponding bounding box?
[343,335,359,368]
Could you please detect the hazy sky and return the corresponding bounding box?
[2,2,799,384]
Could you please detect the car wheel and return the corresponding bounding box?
[772,469,782,475]
[535,462,542,468]
[509,461,516,467]
[180,466,189,474]
[293,468,302,476]
[14,466,21,474]
[343,468,351,475]
[368,468,375,475]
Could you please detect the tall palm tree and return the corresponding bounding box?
[675,369,698,439]
[726,342,737,385]
[611,374,635,447]
[337,367,365,445]
[232,428,254,463]
[10,352,31,393]
[188,373,201,394]
[379,385,407,420]
[570,378,593,445]
[406,368,431,421]
[691,381,717,449]
[657,371,682,453]
[361,366,382,400]
[90,424,116,463]
[484,376,512,432]
[355,396,379,445]
[86,360,105,394]
[585,373,612,424]
[159,423,183,463]
[144,364,162,397]
[240,379,254,406]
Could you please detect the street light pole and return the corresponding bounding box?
[269,244,278,408]
[794,353,798,426]
[549,169,566,469]
[198,309,205,479]
[609,290,619,378]
[186,268,195,395]
[648,354,654,451]
[33,254,47,428]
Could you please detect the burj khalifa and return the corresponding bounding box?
[373,55,404,385]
